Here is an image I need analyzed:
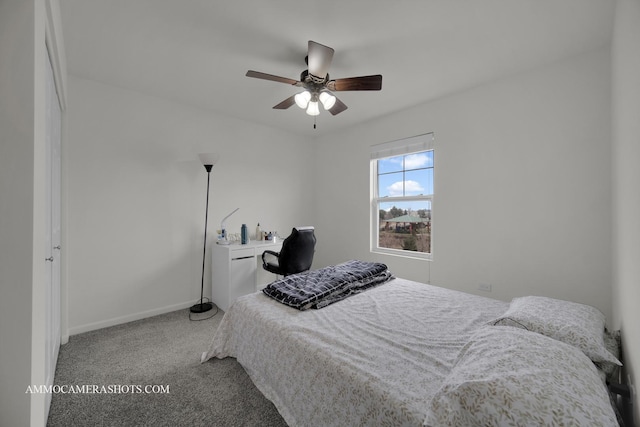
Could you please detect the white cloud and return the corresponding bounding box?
[404,153,430,169]
[387,180,424,196]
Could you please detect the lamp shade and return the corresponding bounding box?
[306,101,320,116]
[319,91,336,110]
[295,91,311,109]
[198,153,220,167]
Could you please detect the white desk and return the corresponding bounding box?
[211,240,282,311]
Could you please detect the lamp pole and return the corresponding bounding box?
[191,162,214,313]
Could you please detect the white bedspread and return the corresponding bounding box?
[202,278,508,426]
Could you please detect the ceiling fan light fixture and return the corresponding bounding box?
[306,100,320,116]
[294,91,311,109]
[246,40,382,119]
[319,91,336,110]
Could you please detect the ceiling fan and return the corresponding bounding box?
[246,40,382,118]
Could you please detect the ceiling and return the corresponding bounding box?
[59,0,614,137]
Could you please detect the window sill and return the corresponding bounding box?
[371,247,432,261]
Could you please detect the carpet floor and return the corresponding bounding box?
[47,308,288,427]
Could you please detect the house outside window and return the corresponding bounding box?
[370,133,434,259]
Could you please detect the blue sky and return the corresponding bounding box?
[378,151,433,198]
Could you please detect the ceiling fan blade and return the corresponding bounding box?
[307,41,334,79]
[328,97,348,115]
[273,95,297,110]
[246,70,300,86]
[328,75,382,91]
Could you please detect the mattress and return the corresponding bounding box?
[202,277,508,426]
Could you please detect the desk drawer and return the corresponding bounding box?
[230,247,254,259]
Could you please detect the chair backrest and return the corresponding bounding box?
[277,226,316,275]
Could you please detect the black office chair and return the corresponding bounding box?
[262,226,316,276]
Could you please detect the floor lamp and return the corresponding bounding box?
[190,153,219,314]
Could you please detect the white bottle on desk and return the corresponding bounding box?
[256,223,262,241]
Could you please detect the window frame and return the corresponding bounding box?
[370,133,434,260]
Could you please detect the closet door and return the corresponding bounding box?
[44,49,61,413]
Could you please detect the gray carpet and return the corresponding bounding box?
[47,308,288,427]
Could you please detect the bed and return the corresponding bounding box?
[202,262,622,426]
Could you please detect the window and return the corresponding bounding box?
[370,133,434,259]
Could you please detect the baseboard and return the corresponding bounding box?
[67,301,195,337]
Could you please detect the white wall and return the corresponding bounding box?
[314,48,614,322]
[66,77,315,334]
[0,2,36,424]
[612,0,640,420]
[0,1,50,425]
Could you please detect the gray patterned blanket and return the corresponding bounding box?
[262,260,393,310]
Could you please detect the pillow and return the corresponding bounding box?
[491,296,621,365]
[425,326,619,427]
[598,328,622,383]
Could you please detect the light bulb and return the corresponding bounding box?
[319,92,336,110]
[306,101,320,116]
[294,91,311,109]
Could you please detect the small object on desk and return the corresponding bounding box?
[266,232,272,241]
[241,224,248,244]
[256,223,262,241]
[217,228,230,245]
